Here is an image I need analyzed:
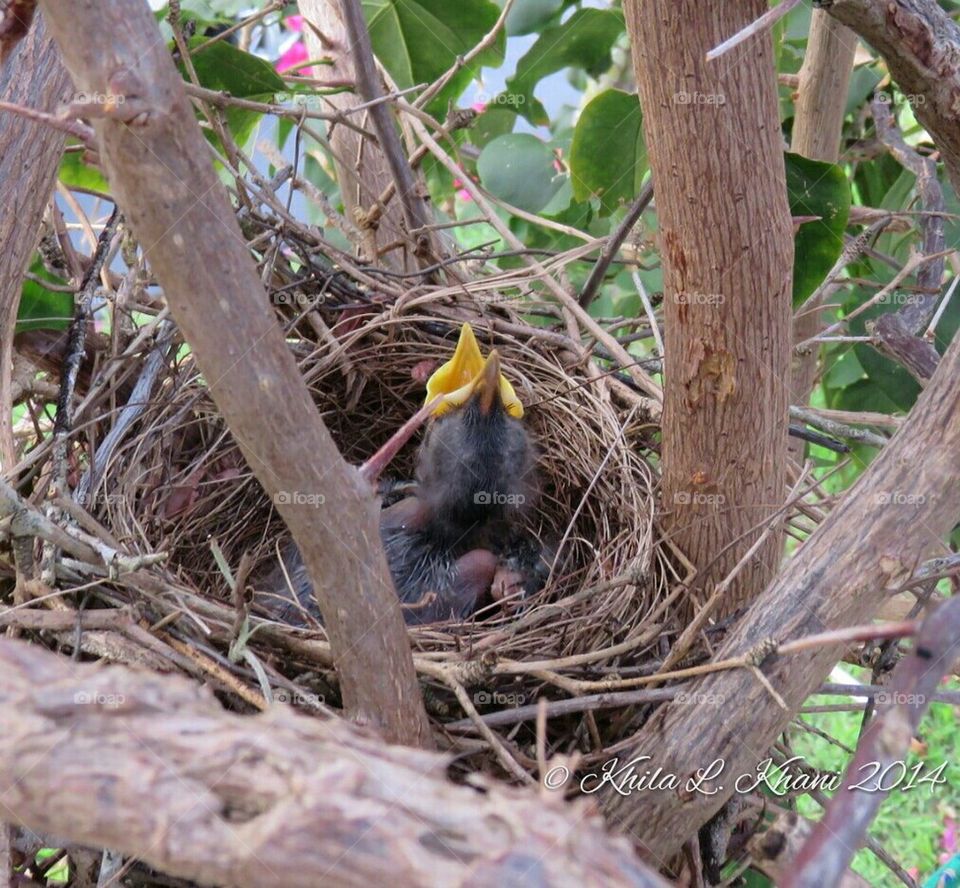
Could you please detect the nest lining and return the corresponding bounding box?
[83,302,671,665]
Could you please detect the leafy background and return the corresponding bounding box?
[17,1,960,884]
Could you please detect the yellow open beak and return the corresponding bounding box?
[425,323,524,419]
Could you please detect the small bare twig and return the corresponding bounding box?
[706,0,803,62]
[789,405,889,449]
[414,0,515,109]
[339,0,435,260]
[579,181,654,309]
[0,98,95,144]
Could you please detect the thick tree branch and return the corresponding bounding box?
[625,0,793,617]
[339,0,435,261]
[788,10,857,458]
[0,10,71,473]
[823,0,960,194]
[603,288,960,858]
[35,0,431,746]
[0,640,667,888]
[298,0,418,271]
[869,96,945,381]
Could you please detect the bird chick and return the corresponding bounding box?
[257,325,538,626]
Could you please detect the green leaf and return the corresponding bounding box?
[17,257,72,334]
[363,0,504,111]
[786,152,850,307]
[504,0,563,35]
[471,106,517,148]
[504,8,625,124]
[59,150,110,195]
[188,37,285,96]
[182,37,285,149]
[822,347,864,390]
[845,65,884,116]
[477,133,563,213]
[569,89,644,215]
[833,378,904,415]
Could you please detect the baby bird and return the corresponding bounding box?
[258,324,538,626]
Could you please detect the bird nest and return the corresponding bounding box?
[10,270,680,770]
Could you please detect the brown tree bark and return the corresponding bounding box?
[0,11,71,473]
[298,0,421,271]
[603,306,960,859]
[791,13,857,163]
[35,0,431,747]
[0,639,669,888]
[788,12,857,459]
[624,0,793,617]
[824,0,960,195]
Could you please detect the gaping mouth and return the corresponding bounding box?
[424,323,523,419]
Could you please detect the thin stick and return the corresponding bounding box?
[414,0,516,109]
[706,0,803,62]
[339,0,434,258]
[579,181,654,309]
[0,99,94,144]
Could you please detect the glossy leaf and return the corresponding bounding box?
[477,133,564,213]
[503,8,624,124]
[504,0,563,35]
[569,89,644,215]
[786,152,850,307]
[188,37,285,96]
[183,37,285,148]
[17,257,72,334]
[363,0,504,111]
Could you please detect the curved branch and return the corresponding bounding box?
[787,596,960,887]
[823,0,960,193]
[603,270,960,858]
[0,10,71,473]
[0,640,668,888]
[35,0,431,746]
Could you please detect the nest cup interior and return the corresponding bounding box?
[92,309,668,661]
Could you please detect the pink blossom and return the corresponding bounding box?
[277,39,308,73]
[452,178,472,202]
[277,15,310,75]
[943,816,957,855]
